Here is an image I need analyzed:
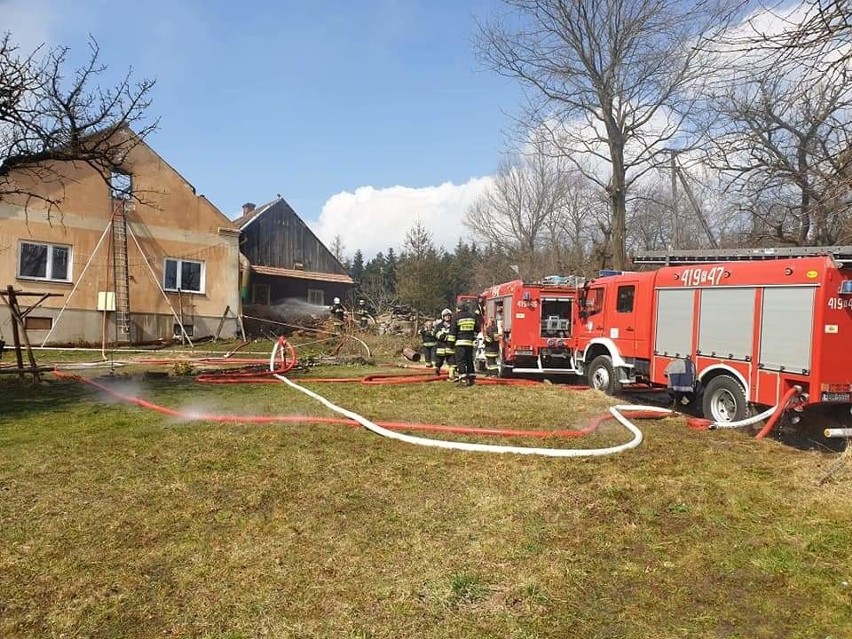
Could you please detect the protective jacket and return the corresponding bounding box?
[419,323,437,347]
[433,319,455,355]
[330,302,346,322]
[451,309,481,347]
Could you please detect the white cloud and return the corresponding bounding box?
[312,177,493,260]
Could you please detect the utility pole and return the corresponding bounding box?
[670,151,719,249]
[670,151,679,249]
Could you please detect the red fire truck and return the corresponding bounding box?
[571,246,852,424]
[479,276,584,376]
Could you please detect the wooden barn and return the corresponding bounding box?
[234,198,353,312]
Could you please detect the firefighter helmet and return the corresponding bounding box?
[333,297,341,304]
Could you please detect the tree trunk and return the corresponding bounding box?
[609,137,627,270]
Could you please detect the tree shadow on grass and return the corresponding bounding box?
[0,373,230,423]
[0,377,93,422]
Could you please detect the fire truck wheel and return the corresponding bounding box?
[588,355,622,395]
[702,375,747,424]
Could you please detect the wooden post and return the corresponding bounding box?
[214,305,246,343]
[7,286,24,379]
[214,305,231,342]
[5,286,41,380]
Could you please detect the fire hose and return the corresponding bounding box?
[268,337,674,457]
[686,385,802,438]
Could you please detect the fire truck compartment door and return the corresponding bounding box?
[759,286,816,373]
[654,289,694,358]
[698,288,755,360]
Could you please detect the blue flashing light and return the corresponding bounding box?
[840,280,852,295]
[598,269,622,278]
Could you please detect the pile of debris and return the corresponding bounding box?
[376,303,432,336]
[242,301,328,338]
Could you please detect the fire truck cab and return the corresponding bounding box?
[479,276,583,376]
[572,247,852,424]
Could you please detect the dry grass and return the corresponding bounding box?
[1,336,850,638]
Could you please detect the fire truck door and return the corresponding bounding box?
[610,281,641,357]
[578,285,606,339]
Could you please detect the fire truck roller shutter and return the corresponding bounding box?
[698,288,755,360]
[759,287,816,373]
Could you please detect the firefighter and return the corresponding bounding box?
[476,295,486,321]
[483,316,500,377]
[419,319,437,367]
[452,302,481,386]
[432,308,456,378]
[329,297,347,333]
[355,299,371,331]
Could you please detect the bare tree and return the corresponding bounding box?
[724,1,852,74]
[540,171,605,275]
[704,64,852,245]
[0,34,156,217]
[330,235,346,263]
[477,0,738,269]
[465,146,576,277]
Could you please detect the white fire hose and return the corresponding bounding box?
[269,339,672,457]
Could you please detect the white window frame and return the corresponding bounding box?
[307,288,325,306]
[163,258,206,294]
[17,241,73,283]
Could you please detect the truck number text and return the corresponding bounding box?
[680,266,725,287]
[828,297,852,310]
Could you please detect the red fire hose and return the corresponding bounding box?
[52,368,656,439]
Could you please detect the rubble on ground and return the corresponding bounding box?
[375,304,432,336]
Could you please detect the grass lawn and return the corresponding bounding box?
[1,337,851,638]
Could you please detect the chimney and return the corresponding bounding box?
[242,202,256,216]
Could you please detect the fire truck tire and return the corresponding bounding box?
[702,375,747,424]
[588,355,622,395]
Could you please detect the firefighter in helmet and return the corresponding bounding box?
[452,301,481,386]
[419,319,437,367]
[483,316,500,377]
[329,297,346,333]
[432,308,456,378]
[355,299,371,331]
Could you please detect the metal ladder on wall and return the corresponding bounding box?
[111,199,132,339]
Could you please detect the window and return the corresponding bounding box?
[110,171,132,200]
[25,316,52,330]
[173,323,194,337]
[18,241,71,282]
[252,283,270,305]
[163,258,205,293]
[307,289,325,306]
[616,285,635,313]
[582,287,604,317]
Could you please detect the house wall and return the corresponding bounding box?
[0,133,241,344]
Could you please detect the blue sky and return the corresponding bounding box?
[5,0,523,259]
